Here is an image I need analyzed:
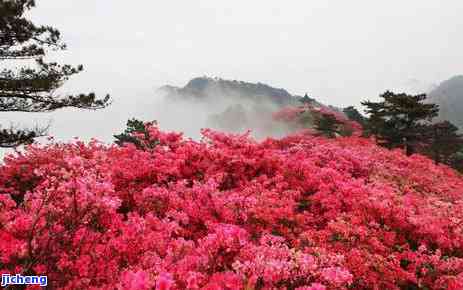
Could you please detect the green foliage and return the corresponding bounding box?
[0,0,110,147]
[450,150,463,172]
[0,126,38,148]
[314,112,344,138]
[424,121,463,166]
[362,91,439,155]
[114,119,159,149]
[343,106,365,125]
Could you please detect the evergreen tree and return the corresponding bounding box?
[343,106,365,125]
[450,149,463,172]
[0,0,110,147]
[114,119,159,149]
[300,93,314,105]
[314,112,343,138]
[362,91,439,155]
[425,121,463,165]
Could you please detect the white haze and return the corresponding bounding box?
[0,83,295,159]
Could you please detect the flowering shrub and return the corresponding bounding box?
[273,105,363,137]
[1,124,463,289]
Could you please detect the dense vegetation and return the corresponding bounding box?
[272,92,463,171]
[1,124,463,289]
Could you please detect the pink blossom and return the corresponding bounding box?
[296,283,327,290]
[155,272,174,290]
[119,270,153,290]
[0,123,462,289]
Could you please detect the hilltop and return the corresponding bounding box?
[157,77,344,138]
[428,75,463,129]
[158,76,324,107]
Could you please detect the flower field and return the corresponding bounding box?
[1,125,463,289]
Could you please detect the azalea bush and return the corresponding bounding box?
[273,105,363,137]
[1,124,463,289]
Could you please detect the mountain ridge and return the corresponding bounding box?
[158,76,315,106]
[427,75,463,129]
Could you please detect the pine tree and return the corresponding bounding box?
[425,121,463,165]
[362,91,439,155]
[114,119,159,149]
[314,112,343,138]
[450,150,463,172]
[0,0,110,147]
[300,93,314,105]
[343,106,365,125]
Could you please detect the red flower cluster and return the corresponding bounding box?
[1,124,463,289]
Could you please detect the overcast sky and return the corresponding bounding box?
[31,0,462,106]
[3,0,461,149]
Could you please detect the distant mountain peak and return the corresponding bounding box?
[428,75,463,130]
[432,75,463,93]
[158,76,297,105]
